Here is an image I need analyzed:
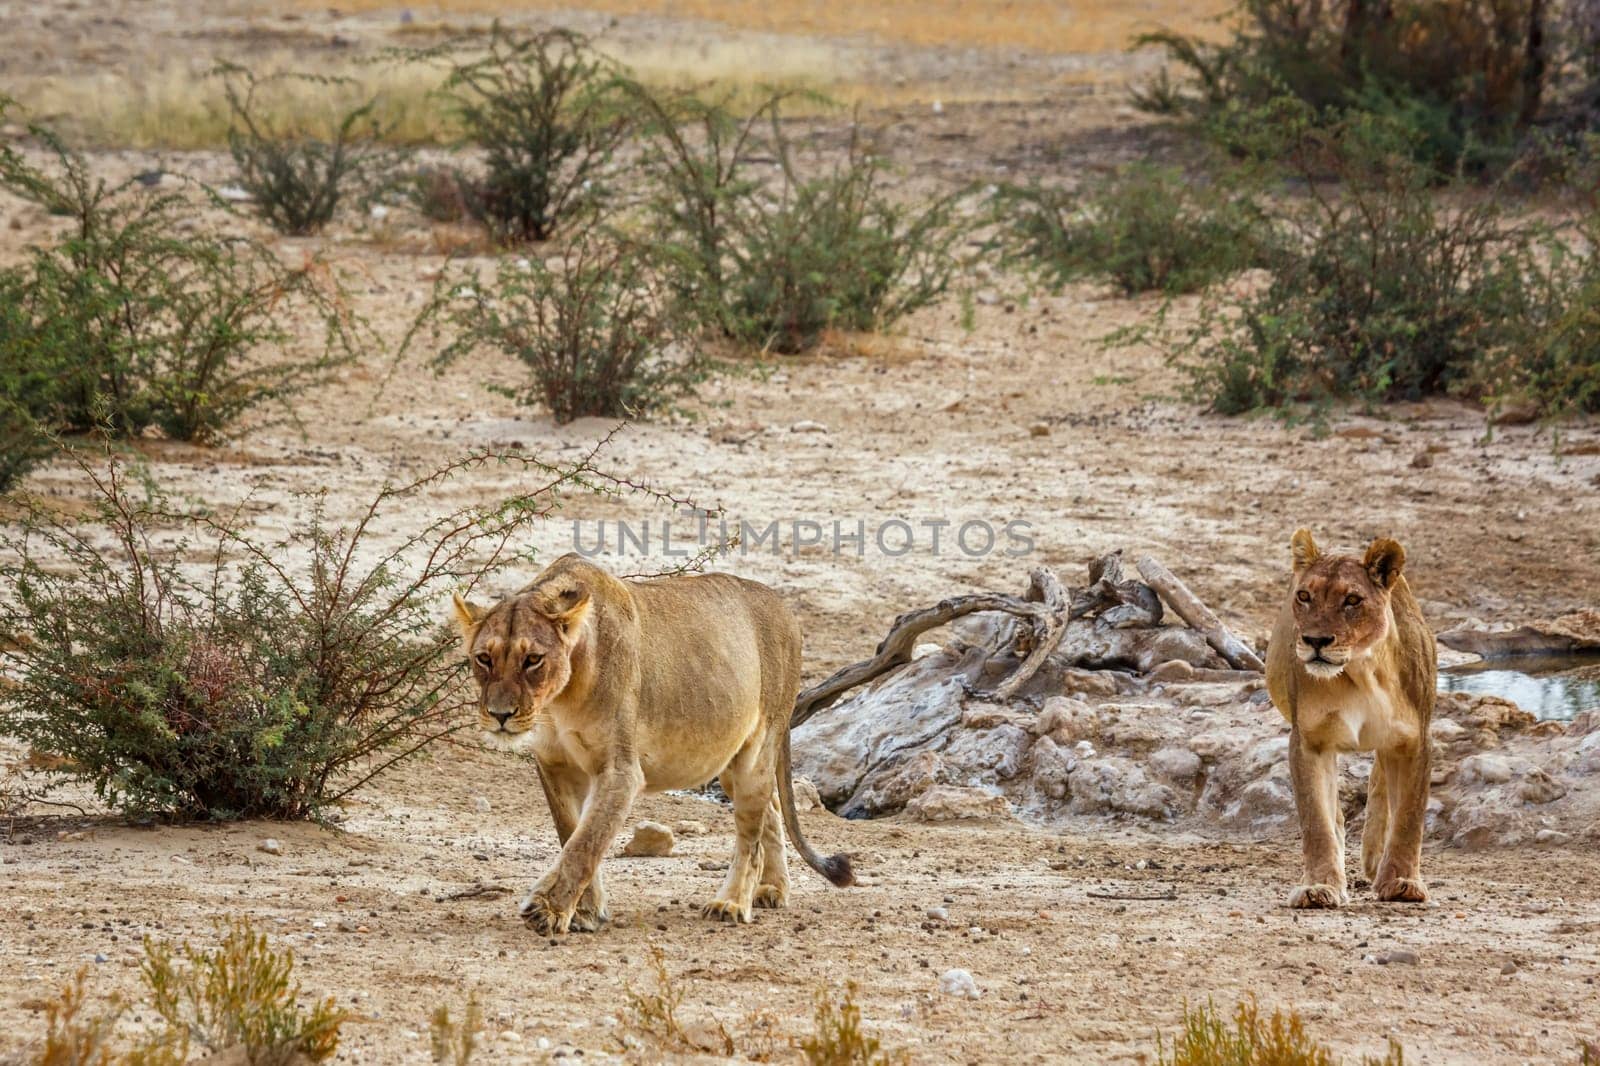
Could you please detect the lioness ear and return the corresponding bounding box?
[1363,537,1406,589]
[451,592,484,648]
[539,585,591,638]
[1290,528,1321,571]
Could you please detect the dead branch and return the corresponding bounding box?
[791,568,1069,727]
[1135,555,1265,673]
[1086,887,1178,901]
[440,882,512,901]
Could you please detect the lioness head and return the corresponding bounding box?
[1286,528,1406,680]
[451,577,592,742]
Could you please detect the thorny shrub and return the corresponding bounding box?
[0,435,668,820]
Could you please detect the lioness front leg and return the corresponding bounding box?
[535,762,608,932]
[521,762,642,935]
[1372,746,1429,903]
[1288,730,1348,909]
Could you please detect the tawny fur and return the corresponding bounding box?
[1266,529,1436,910]
[452,554,851,935]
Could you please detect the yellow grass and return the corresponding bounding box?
[10,36,1020,150]
[289,0,1228,54]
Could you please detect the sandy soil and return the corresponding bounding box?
[4,2,1600,1063]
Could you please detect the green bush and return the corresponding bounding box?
[218,63,401,235]
[440,24,630,243]
[0,444,621,820]
[1171,116,1599,416]
[997,163,1272,295]
[635,90,968,353]
[420,232,702,422]
[0,108,358,454]
[1137,0,1593,176]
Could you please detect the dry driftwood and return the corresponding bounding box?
[791,568,1070,728]
[1135,555,1265,673]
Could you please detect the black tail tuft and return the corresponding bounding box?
[821,852,855,888]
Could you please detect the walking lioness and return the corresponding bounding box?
[1266,529,1436,909]
[452,554,852,934]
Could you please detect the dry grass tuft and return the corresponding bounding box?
[800,982,907,1066]
[1156,999,1405,1066]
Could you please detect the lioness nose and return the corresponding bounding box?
[489,709,514,727]
[1302,635,1333,651]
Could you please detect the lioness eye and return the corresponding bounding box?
[1344,594,1363,607]
[474,653,492,670]
[524,654,544,671]
[1295,590,1311,603]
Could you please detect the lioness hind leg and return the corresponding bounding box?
[702,762,771,925]
[1373,748,1429,903]
[754,792,789,909]
[1361,756,1389,883]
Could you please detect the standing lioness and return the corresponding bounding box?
[1266,529,1436,909]
[453,554,852,934]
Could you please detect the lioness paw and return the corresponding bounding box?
[519,891,573,935]
[753,885,787,910]
[568,905,610,933]
[1375,875,1428,903]
[1288,883,1347,909]
[701,899,752,924]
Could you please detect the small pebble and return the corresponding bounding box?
[622,821,675,857]
[1377,948,1419,965]
[1501,960,1519,975]
[257,839,282,856]
[938,968,980,999]
[926,906,949,921]
[472,795,492,813]
[790,420,829,434]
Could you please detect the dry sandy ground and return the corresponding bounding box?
[4,1,1600,1063]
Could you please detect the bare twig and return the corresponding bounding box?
[1086,887,1178,901]
[440,883,513,902]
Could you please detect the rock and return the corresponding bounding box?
[1518,768,1567,805]
[1028,422,1050,437]
[621,822,674,857]
[1035,697,1097,741]
[790,776,824,812]
[1377,948,1420,965]
[1534,829,1572,846]
[1069,758,1176,820]
[1149,659,1196,683]
[904,785,1014,823]
[1410,450,1434,469]
[1429,719,1468,743]
[697,859,728,871]
[790,420,829,434]
[1149,747,1202,782]
[672,820,708,837]
[471,795,492,813]
[926,906,949,921]
[1459,754,1513,785]
[938,969,980,999]
[258,839,283,856]
[1500,959,1519,975]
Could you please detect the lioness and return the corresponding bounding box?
[452,554,852,934]
[1266,529,1436,909]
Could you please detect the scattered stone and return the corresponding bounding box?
[790,776,824,812]
[1149,659,1196,683]
[621,821,675,857]
[926,906,949,922]
[471,795,492,813]
[1150,747,1202,782]
[1377,949,1420,965]
[697,859,729,871]
[1028,422,1050,437]
[790,420,829,434]
[1535,829,1572,846]
[1410,450,1434,469]
[672,820,708,837]
[257,839,283,856]
[1501,959,1519,975]
[1458,753,1513,785]
[1518,768,1567,805]
[905,785,1014,823]
[938,968,981,999]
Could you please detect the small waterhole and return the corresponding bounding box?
[1439,654,1600,722]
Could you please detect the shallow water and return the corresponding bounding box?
[1439,654,1600,722]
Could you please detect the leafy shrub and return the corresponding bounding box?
[997,163,1272,295]
[419,232,702,422]
[1155,998,1403,1066]
[218,63,400,235]
[800,983,906,1066]
[0,108,358,451]
[0,442,629,820]
[1138,0,1593,175]
[1171,116,1599,416]
[22,920,338,1065]
[440,24,630,243]
[635,90,967,353]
